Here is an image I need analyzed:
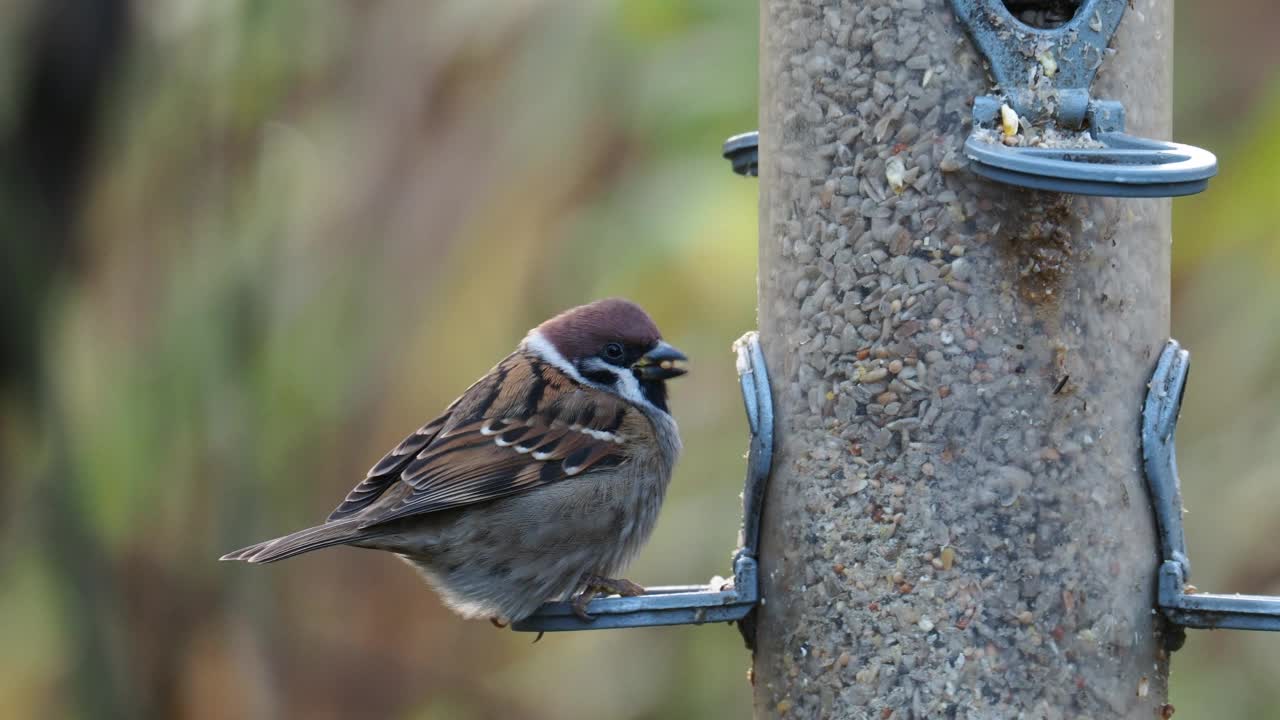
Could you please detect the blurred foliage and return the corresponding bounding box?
[0,1,1275,718]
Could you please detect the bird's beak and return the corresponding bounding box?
[633,341,688,381]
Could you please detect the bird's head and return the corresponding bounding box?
[525,298,687,413]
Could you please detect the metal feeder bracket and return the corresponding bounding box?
[952,0,1217,197]
[723,131,760,177]
[1143,339,1280,644]
[512,332,774,643]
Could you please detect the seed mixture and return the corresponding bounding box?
[753,1,1174,717]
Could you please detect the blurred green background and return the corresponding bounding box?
[0,1,1275,718]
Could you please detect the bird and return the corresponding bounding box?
[221,298,687,625]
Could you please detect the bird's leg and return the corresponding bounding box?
[489,617,508,629]
[570,574,647,621]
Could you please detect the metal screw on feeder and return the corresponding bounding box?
[512,332,774,646]
[1143,340,1280,648]
[952,0,1218,197]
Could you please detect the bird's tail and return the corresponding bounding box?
[220,518,366,563]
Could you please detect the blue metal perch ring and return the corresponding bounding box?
[964,133,1218,198]
[723,131,759,177]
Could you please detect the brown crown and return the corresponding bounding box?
[537,298,662,361]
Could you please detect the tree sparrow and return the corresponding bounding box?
[221,298,687,623]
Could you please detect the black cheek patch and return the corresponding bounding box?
[580,368,616,385]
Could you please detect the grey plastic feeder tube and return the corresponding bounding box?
[752,0,1174,716]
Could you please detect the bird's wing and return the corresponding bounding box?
[349,351,640,529]
[326,409,453,521]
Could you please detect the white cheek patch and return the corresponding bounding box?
[574,357,654,422]
[522,329,669,418]
[522,330,590,385]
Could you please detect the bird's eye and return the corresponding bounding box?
[603,342,625,361]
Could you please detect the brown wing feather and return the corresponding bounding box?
[326,411,451,521]
[349,351,638,529]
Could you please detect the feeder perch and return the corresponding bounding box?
[1143,340,1280,648]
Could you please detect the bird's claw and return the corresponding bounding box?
[570,575,646,621]
[570,593,596,621]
